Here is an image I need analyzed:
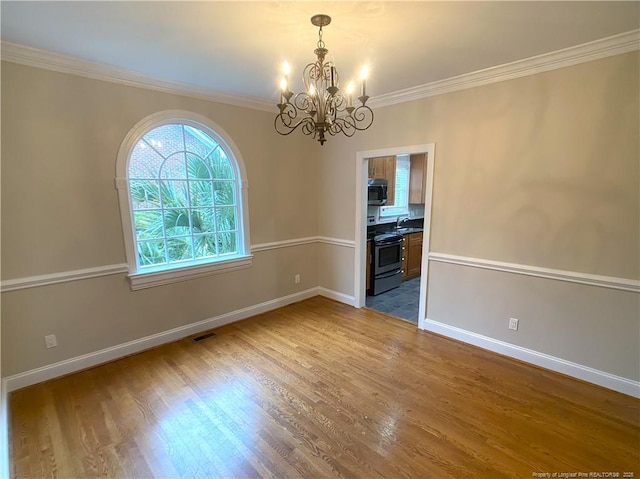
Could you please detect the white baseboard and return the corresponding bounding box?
[317,287,356,306]
[4,287,320,392]
[420,318,640,398]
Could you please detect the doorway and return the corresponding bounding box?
[354,144,435,330]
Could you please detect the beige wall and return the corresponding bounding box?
[1,62,320,376]
[2,51,638,385]
[316,52,639,381]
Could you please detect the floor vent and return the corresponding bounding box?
[192,332,217,342]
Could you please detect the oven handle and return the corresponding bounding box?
[374,238,403,246]
[375,269,402,279]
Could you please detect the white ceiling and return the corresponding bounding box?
[1,1,639,102]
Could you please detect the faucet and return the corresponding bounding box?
[396,216,409,228]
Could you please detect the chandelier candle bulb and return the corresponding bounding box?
[360,66,368,97]
[279,77,287,104]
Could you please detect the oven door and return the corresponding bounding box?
[372,269,402,295]
[374,238,403,275]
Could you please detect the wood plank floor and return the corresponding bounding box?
[10,297,640,478]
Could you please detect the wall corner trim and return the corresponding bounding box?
[421,318,640,399]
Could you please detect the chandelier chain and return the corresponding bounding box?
[317,25,325,50]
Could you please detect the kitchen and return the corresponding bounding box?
[365,153,428,323]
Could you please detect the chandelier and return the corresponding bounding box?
[275,14,374,145]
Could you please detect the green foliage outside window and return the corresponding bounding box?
[128,124,240,268]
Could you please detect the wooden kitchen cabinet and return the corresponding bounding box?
[368,156,396,206]
[407,232,423,278]
[401,235,408,279]
[401,232,423,280]
[409,153,427,204]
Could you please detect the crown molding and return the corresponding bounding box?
[369,29,640,108]
[2,29,639,112]
[0,41,275,112]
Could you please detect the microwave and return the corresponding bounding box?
[368,178,388,205]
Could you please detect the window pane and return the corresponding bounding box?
[163,208,192,237]
[191,208,215,233]
[159,155,187,179]
[130,180,161,210]
[208,148,234,179]
[134,210,164,240]
[186,154,211,180]
[129,142,164,179]
[217,232,237,255]
[167,237,194,262]
[215,207,236,232]
[193,234,217,258]
[213,181,235,206]
[143,124,185,159]
[126,120,245,272]
[189,180,214,207]
[138,240,166,266]
[381,156,410,217]
[184,126,216,160]
[160,180,188,207]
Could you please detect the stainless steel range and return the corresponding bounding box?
[372,232,403,295]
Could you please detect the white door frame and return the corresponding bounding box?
[354,143,435,330]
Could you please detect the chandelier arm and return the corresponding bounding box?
[292,92,315,114]
[274,104,316,136]
[328,116,357,137]
[349,105,374,131]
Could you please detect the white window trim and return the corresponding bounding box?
[115,110,252,290]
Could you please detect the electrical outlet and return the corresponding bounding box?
[294,274,301,284]
[44,334,57,348]
[508,318,519,331]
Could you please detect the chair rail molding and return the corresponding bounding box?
[428,252,640,293]
[1,236,354,293]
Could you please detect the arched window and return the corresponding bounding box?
[116,111,251,290]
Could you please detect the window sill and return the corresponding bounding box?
[128,254,253,290]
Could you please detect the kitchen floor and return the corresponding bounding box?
[365,276,421,323]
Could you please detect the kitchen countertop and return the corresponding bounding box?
[367,227,423,240]
[367,219,424,240]
[392,227,423,235]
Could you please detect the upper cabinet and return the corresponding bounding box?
[368,156,396,206]
[409,153,427,204]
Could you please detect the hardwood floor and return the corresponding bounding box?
[10,297,640,478]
